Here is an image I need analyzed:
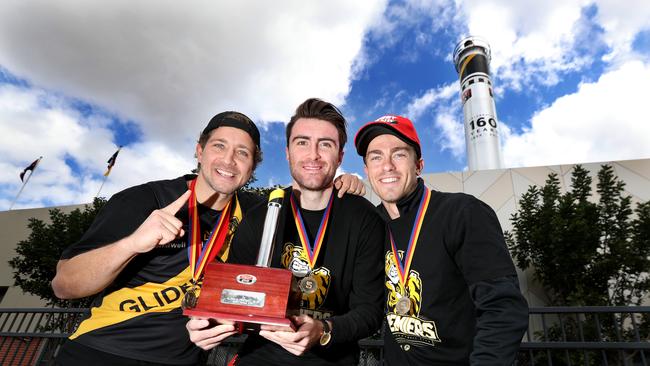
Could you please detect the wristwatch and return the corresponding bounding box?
[319,319,332,346]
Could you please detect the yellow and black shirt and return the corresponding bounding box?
[60,175,263,365]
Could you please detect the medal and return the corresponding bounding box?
[395,296,411,315]
[181,287,198,309]
[389,188,431,315]
[299,276,318,294]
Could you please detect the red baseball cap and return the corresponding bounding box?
[354,115,421,158]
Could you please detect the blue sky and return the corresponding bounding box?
[1,0,650,209]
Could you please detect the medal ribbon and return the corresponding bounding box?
[389,188,431,287]
[187,179,233,282]
[290,191,334,269]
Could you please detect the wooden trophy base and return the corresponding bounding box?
[183,262,299,331]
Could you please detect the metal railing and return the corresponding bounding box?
[0,308,87,366]
[1,307,648,365]
[519,306,650,366]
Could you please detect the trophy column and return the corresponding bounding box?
[183,189,299,330]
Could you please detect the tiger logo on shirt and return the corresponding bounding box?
[385,251,422,316]
[384,250,441,349]
[281,243,331,310]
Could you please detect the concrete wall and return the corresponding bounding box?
[0,204,84,307]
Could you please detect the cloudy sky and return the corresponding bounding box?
[1,0,649,210]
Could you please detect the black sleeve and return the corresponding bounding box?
[329,207,385,344]
[469,275,529,365]
[451,198,517,284]
[227,205,266,265]
[60,184,157,259]
[236,190,266,215]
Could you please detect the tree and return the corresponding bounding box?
[241,175,281,197]
[506,164,650,306]
[9,198,107,308]
[507,165,650,364]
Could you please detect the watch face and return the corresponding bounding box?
[319,332,332,346]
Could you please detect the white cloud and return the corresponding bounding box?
[433,106,466,159]
[502,60,650,167]
[0,1,387,147]
[403,82,465,158]
[405,82,457,120]
[593,0,650,61]
[0,84,192,209]
[458,0,650,90]
[0,1,388,209]
[460,0,593,90]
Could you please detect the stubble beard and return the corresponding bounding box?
[290,167,335,193]
[293,173,334,192]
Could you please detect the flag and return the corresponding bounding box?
[20,157,42,181]
[104,147,122,177]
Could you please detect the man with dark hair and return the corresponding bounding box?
[285,98,347,152]
[51,110,365,366]
[354,115,529,365]
[187,98,385,366]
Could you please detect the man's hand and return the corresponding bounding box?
[126,190,191,254]
[334,174,366,198]
[186,317,238,351]
[258,315,323,356]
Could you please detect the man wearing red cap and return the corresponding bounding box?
[354,115,528,365]
[51,111,365,366]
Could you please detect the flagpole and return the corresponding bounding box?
[96,146,122,199]
[95,174,109,199]
[9,171,33,210]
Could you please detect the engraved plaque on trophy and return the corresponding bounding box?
[183,189,299,330]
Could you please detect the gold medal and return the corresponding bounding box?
[396,296,411,315]
[181,287,198,310]
[299,276,318,294]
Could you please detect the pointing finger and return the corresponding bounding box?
[162,190,191,215]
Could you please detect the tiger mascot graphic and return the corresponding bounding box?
[385,251,422,316]
[282,243,331,309]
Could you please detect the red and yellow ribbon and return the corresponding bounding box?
[187,179,232,282]
[389,188,431,287]
[290,192,334,269]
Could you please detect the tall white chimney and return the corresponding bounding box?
[453,36,504,171]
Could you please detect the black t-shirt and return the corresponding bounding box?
[60,175,263,365]
[380,180,517,365]
[228,187,385,366]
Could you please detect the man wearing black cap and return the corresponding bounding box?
[187,99,385,366]
[354,115,528,365]
[51,111,364,366]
